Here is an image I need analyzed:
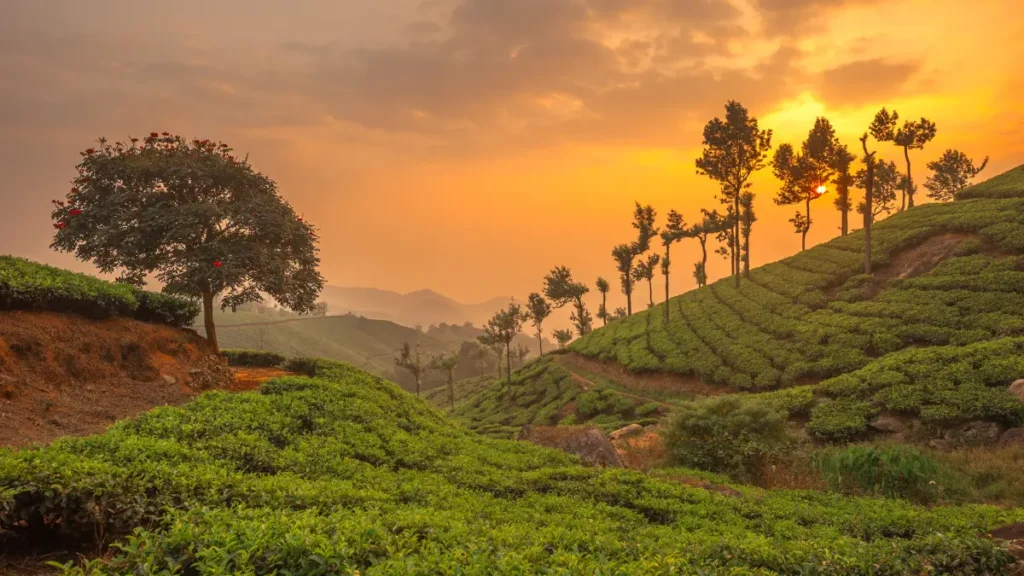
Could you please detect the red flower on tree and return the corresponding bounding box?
[213,260,223,268]
[69,209,83,216]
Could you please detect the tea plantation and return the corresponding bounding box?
[569,165,1024,440]
[0,255,198,327]
[2,358,1022,574]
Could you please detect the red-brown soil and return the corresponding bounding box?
[0,310,233,449]
[556,352,732,397]
[229,367,296,391]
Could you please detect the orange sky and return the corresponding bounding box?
[2,0,1023,313]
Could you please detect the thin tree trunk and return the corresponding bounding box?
[904,145,914,209]
[448,372,454,410]
[841,207,848,236]
[734,194,740,287]
[802,197,810,251]
[202,290,219,354]
[647,278,654,307]
[505,342,512,396]
[414,374,420,397]
[537,331,543,356]
[601,293,607,326]
[626,284,632,316]
[664,246,670,323]
[863,150,875,274]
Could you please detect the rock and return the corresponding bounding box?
[999,427,1024,447]
[517,425,622,467]
[928,438,954,452]
[188,368,203,375]
[608,423,644,441]
[161,374,177,385]
[1011,379,1024,402]
[869,413,907,434]
[944,421,1001,446]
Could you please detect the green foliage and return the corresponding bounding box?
[956,163,1024,200]
[0,255,199,328]
[815,445,955,504]
[221,349,286,367]
[3,358,1022,575]
[664,396,791,482]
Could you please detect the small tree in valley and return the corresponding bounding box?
[595,277,611,326]
[429,351,459,409]
[924,149,989,201]
[395,342,426,396]
[544,266,592,336]
[482,302,529,395]
[525,292,552,355]
[695,101,773,287]
[553,329,574,350]
[50,133,324,353]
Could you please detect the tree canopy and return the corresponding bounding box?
[925,149,989,201]
[481,302,530,395]
[50,133,323,353]
[525,292,552,355]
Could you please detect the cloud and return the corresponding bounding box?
[755,0,885,35]
[815,59,921,107]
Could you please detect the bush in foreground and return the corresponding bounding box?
[221,349,286,367]
[814,445,966,504]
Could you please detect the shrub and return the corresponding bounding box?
[807,398,875,442]
[814,445,962,504]
[664,396,791,482]
[222,349,286,368]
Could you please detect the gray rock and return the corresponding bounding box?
[608,423,644,441]
[161,374,177,385]
[999,427,1024,447]
[517,425,622,467]
[928,438,954,452]
[1010,379,1024,402]
[944,421,1001,445]
[869,413,907,434]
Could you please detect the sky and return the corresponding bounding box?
[2,0,1023,312]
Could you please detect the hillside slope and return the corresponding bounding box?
[2,359,1022,574]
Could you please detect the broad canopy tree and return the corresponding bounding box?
[481,301,530,395]
[924,149,989,201]
[772,117,841,251]
[51,133,323,353]
[856,159,900,218]
[695,101,772,287]
[544,266,592,336]
[396,342,426,396]
[869,108,937,210]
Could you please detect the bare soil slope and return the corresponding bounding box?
[0,311,232,448]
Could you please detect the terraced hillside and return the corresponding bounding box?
[3,359,1023,574]
[568,165,1024,441]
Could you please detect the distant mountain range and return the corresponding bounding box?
[318,286,513,329]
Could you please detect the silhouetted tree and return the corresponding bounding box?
[687,209,727,288]
[553,329,574,350]
[832,145,855,236]
[429,351,459,410]
[772,117,841,251]
[739,193,756,276]
[516,343,530,368]
[543,266,592,336]
[659,210,686,322]
[50,134,324,353]
[595,277,611,326]
[632,253,660,308]
[395,342,425,396]
[481,302,529,395]
[859,128,880,274]
[856,160,900,218]
[695,101,773,287]
[612,244,636,315]
[525,292,552,355]
[925,149,989,201]
[869,108,937,210]
[478,333,505,379]
[611,307,628,321]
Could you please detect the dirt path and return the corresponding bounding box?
[565,370,673,409]
[228,367,296,391]
[556,352,731,397]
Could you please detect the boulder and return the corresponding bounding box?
[944,421,1001,446]
[608,423,644,441]
[517,425,622,467]
[928,438,954,452]
[999,427,1024,447]
[1011,379,1024,402]
[869,413,907,434]
[161,374,177,386]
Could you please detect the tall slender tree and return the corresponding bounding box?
[739,193,756,277]
[481,302,529,396]
[924,149,989,201]
[595,277,611,326]
[612,244,636,315]
[525,292,552,355]
[869,108,937,210]
[859,130,879,274]
[632,253,660,308]
[429,351,459,410]
[543,266,592,336]
[832,145,855,236]
[395,342,425,396]
[695,101,773,288]
[772,117,841,251]
[659,210,686,323]
[687,209,727,288]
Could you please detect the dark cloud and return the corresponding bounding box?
[756,0,884,35]
[816,59,921,107]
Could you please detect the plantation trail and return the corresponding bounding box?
[555,352,732,400]
[229,366,296,391]
[0,310,234,449]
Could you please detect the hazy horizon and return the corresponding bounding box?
[2,0,1022,311]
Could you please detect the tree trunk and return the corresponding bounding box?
[647,278,654,307]
[601,293,607,326]
[448,372,454,410]
[903,145,914,209]
[802,197,811,251]
[841,207,848,236]
[734,195,740,288]
[626,285,632,316]
[864,156,875,274]
[202,291,219,354]
[536,331,544,356]
[664,246,670,323]
[505,341,512,396]
[414,374,420,397]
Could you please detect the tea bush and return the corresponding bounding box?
[664,396,792,482]
[0,255,198,328]
[2,358,1022,574]
[221,348,287,367]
